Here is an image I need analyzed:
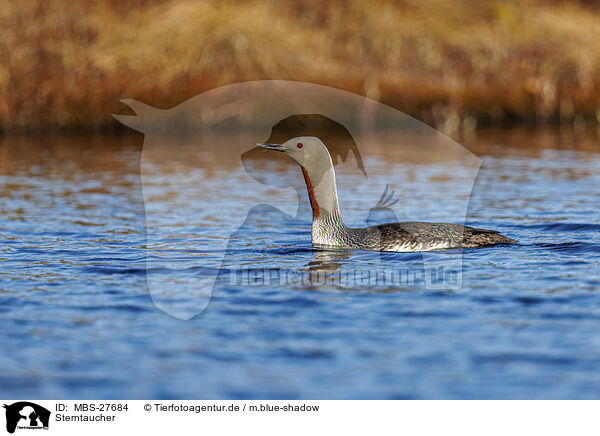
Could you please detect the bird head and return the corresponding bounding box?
[257,136,331,169]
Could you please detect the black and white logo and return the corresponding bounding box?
[3,402,50,434]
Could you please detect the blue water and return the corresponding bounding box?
[1,131,599,399]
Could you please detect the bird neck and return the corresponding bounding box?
[300,163,347,242]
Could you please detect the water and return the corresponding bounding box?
[1,129,599,399]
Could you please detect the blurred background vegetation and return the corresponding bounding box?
[2,0,600,133]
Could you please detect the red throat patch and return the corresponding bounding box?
[301,166,320,219]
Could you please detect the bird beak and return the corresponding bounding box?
[256,142,284,151]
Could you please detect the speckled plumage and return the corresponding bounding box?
[313,219,515,252]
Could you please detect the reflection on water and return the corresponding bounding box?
[0,128,599,398]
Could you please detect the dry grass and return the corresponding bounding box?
[2,0,600,132]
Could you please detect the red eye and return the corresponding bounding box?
[297,143,303,148]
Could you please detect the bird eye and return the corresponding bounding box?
[297,143,303,148]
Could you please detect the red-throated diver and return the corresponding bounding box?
[257,136,515,252]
